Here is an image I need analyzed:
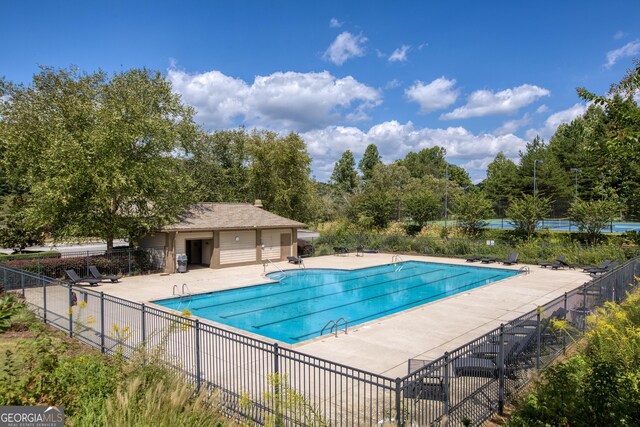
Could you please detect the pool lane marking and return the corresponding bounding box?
[251,271,470,329]
[290,274,502,341]
[218,268,445,319]
[191,264,422,311]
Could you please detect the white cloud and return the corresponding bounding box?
[329,17,342,28]
[389,45,410,62]
[525,103,587,141]
[323,32,367,65]
[440,84,550,120]
[385,79,401,90]
[613,31,627,40]
[405,77,459,113]
[605,40,640,69]
[494,115,530,136]
[417,43,428,51]
[536,104,549,114]
[168,68,381,131]
[302,121,527,182]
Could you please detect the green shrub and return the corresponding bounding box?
[0,251,60,261]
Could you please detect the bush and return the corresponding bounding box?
[509,287,640,426]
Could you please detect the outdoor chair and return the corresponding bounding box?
[539,255,565,268]
[501,252,519,265]
[333,246,349,256]
[582,259,611,273]
[287,256,303,264]
[466,255,482,262]
[405,359,445,401]
[589,261,619,275]
[480,257,497,263]
[89,265,120,283]
[65,269,101,286]
[356,245,364,257]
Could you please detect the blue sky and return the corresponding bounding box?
[3,1,640,182]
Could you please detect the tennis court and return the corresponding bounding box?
[484,219,640,233]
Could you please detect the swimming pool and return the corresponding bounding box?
[154,261,520,344]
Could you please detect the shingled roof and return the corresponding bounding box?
[161,203,306,232]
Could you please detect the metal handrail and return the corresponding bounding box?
[332,317,349,337]
[392,255,404,264]
[263,259,284,274]
[172,284,179,296]
[321,320,336,336]
[182,283,192,295]
[519,266,530,275]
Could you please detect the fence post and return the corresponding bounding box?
[582,284,588,333]
[443,352,450,423]
[37,257,41,277]
[128,248,132,275]
[100,292,105,353]
[141,304,146,346]
[563,292,568,352]
[195,319,201,393]
[273,343,282,425]
[395,377,403,427]
[21,273,25,297]
[536,309,541,369]
[68,285,74,337]
[498,324,505,414]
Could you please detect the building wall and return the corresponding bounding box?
[219,230,257,265]
[260,228,288,261]
[139,233,166,248]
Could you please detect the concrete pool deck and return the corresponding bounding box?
[98,254,587,378]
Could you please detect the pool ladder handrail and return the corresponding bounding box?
[182,283,192,296]
[392,255,405,271]
[321,317,349,337]
[518,265,530,275]
[263,259,287,281]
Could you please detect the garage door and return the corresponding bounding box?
[219,230,256,265]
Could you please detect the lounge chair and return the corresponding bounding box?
[501,252,519,265]
[333,246,349,256]
[582,259,610,273]
[539,255,566,268]
[466,255,482,262]
[589,261,619,275]
[65,269,101,286]
[287,256,303,264]
[405,359,445,401]
[480,257,497,264]
[89,265,120,283]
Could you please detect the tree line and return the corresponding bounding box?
[0,62,638,250]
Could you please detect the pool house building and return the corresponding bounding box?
[139,201,306,273]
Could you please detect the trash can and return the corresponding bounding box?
[177,254,188,273]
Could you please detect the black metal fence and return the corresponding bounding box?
[0,247,165,281]
[1,258,638,426]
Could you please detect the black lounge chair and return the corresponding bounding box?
[466,255,482,262]
[333,246,349,256]
[89,265,120,283]
[589,261,619,275]
[480,257,497,264]
[65,269,101,286]
[539,255,566,268]
[405,359,445,401]
[582,259,610,273]
[287,256,303,264]
[501,252,519,265]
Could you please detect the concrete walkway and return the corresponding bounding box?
[98,253,587,377]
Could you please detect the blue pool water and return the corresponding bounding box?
[154,261,520,344]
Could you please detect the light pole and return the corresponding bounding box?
[533,159,543,197]
[570,168,581,200]
[444,163,449,228]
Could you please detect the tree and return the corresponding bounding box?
[453,191,494,237]
[347,189,394,230]
[247,131,316,223]
[0,67,199,250]
[330,150,358,194]
[189,129,250,202]
[482,152,520,214]
[404,190,439,228]
[0,195,46,252]
[507,194,551,240]
[569,199,619,244]
[358,144,382,184]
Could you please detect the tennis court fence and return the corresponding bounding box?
[1,257,639,426]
